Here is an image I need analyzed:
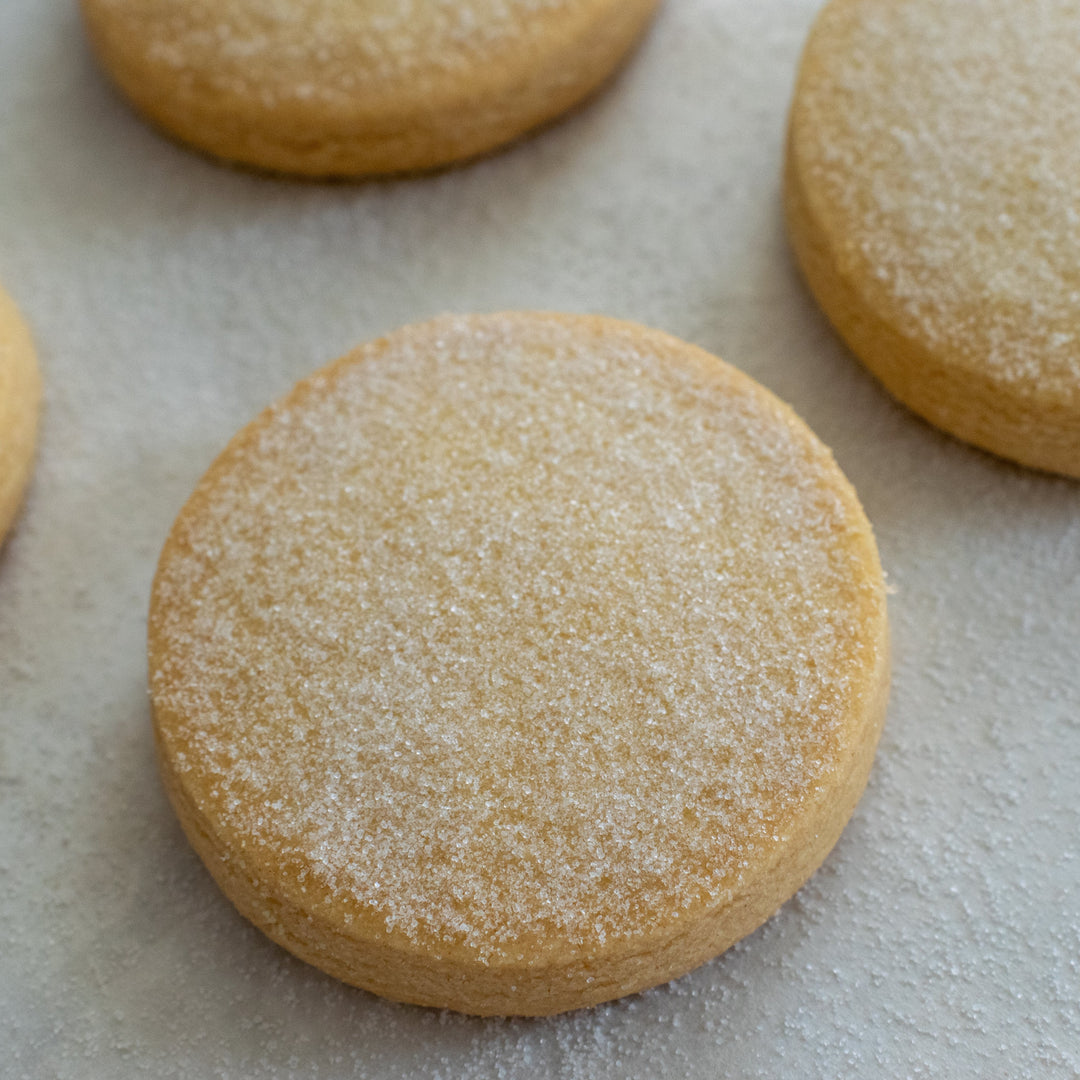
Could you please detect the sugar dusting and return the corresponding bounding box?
[149,314,882,955]
[92,0,573,92]
[794,0,1080,393]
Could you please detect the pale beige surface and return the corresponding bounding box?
[148,312,889,1016]
[785,0,1080,479]
[79,0,661,176]
[0,283,39,547]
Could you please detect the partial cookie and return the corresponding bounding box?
[786,0,1080,478]
[0,284,40,547]
[80,0,661,176]
[149,312,889,1016]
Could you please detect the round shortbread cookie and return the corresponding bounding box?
[79,0,661,176]
[785,0,1080,478]
[0,284,40,547]
[148,312,889,1016]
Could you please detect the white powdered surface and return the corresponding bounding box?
[1,1,1078,1077]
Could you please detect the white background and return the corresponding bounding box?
[1,2,1078,1076]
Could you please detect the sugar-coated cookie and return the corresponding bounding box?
[80,0,661,176]
[0,285,40,547]
[786,0,1080,478]
[149,312,889,1016]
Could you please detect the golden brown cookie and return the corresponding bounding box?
[79,0,661,176]
[785,0,1080,478]
[0,284,40,547]
[149,312,889,1016]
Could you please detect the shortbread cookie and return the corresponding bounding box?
[79,0,661,176]
[0,285,40,547]
[786,0,1080,478]
[149,312,889,1016]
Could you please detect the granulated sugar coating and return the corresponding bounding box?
[79,0,661,174]
[785,0,1080,477]
[148,313,889,1016]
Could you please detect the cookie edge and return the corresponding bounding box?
[0,286,41,547]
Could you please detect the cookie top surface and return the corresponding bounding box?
[788,0,1080,407]
[87,0,574,93]
[149,313,886,965]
